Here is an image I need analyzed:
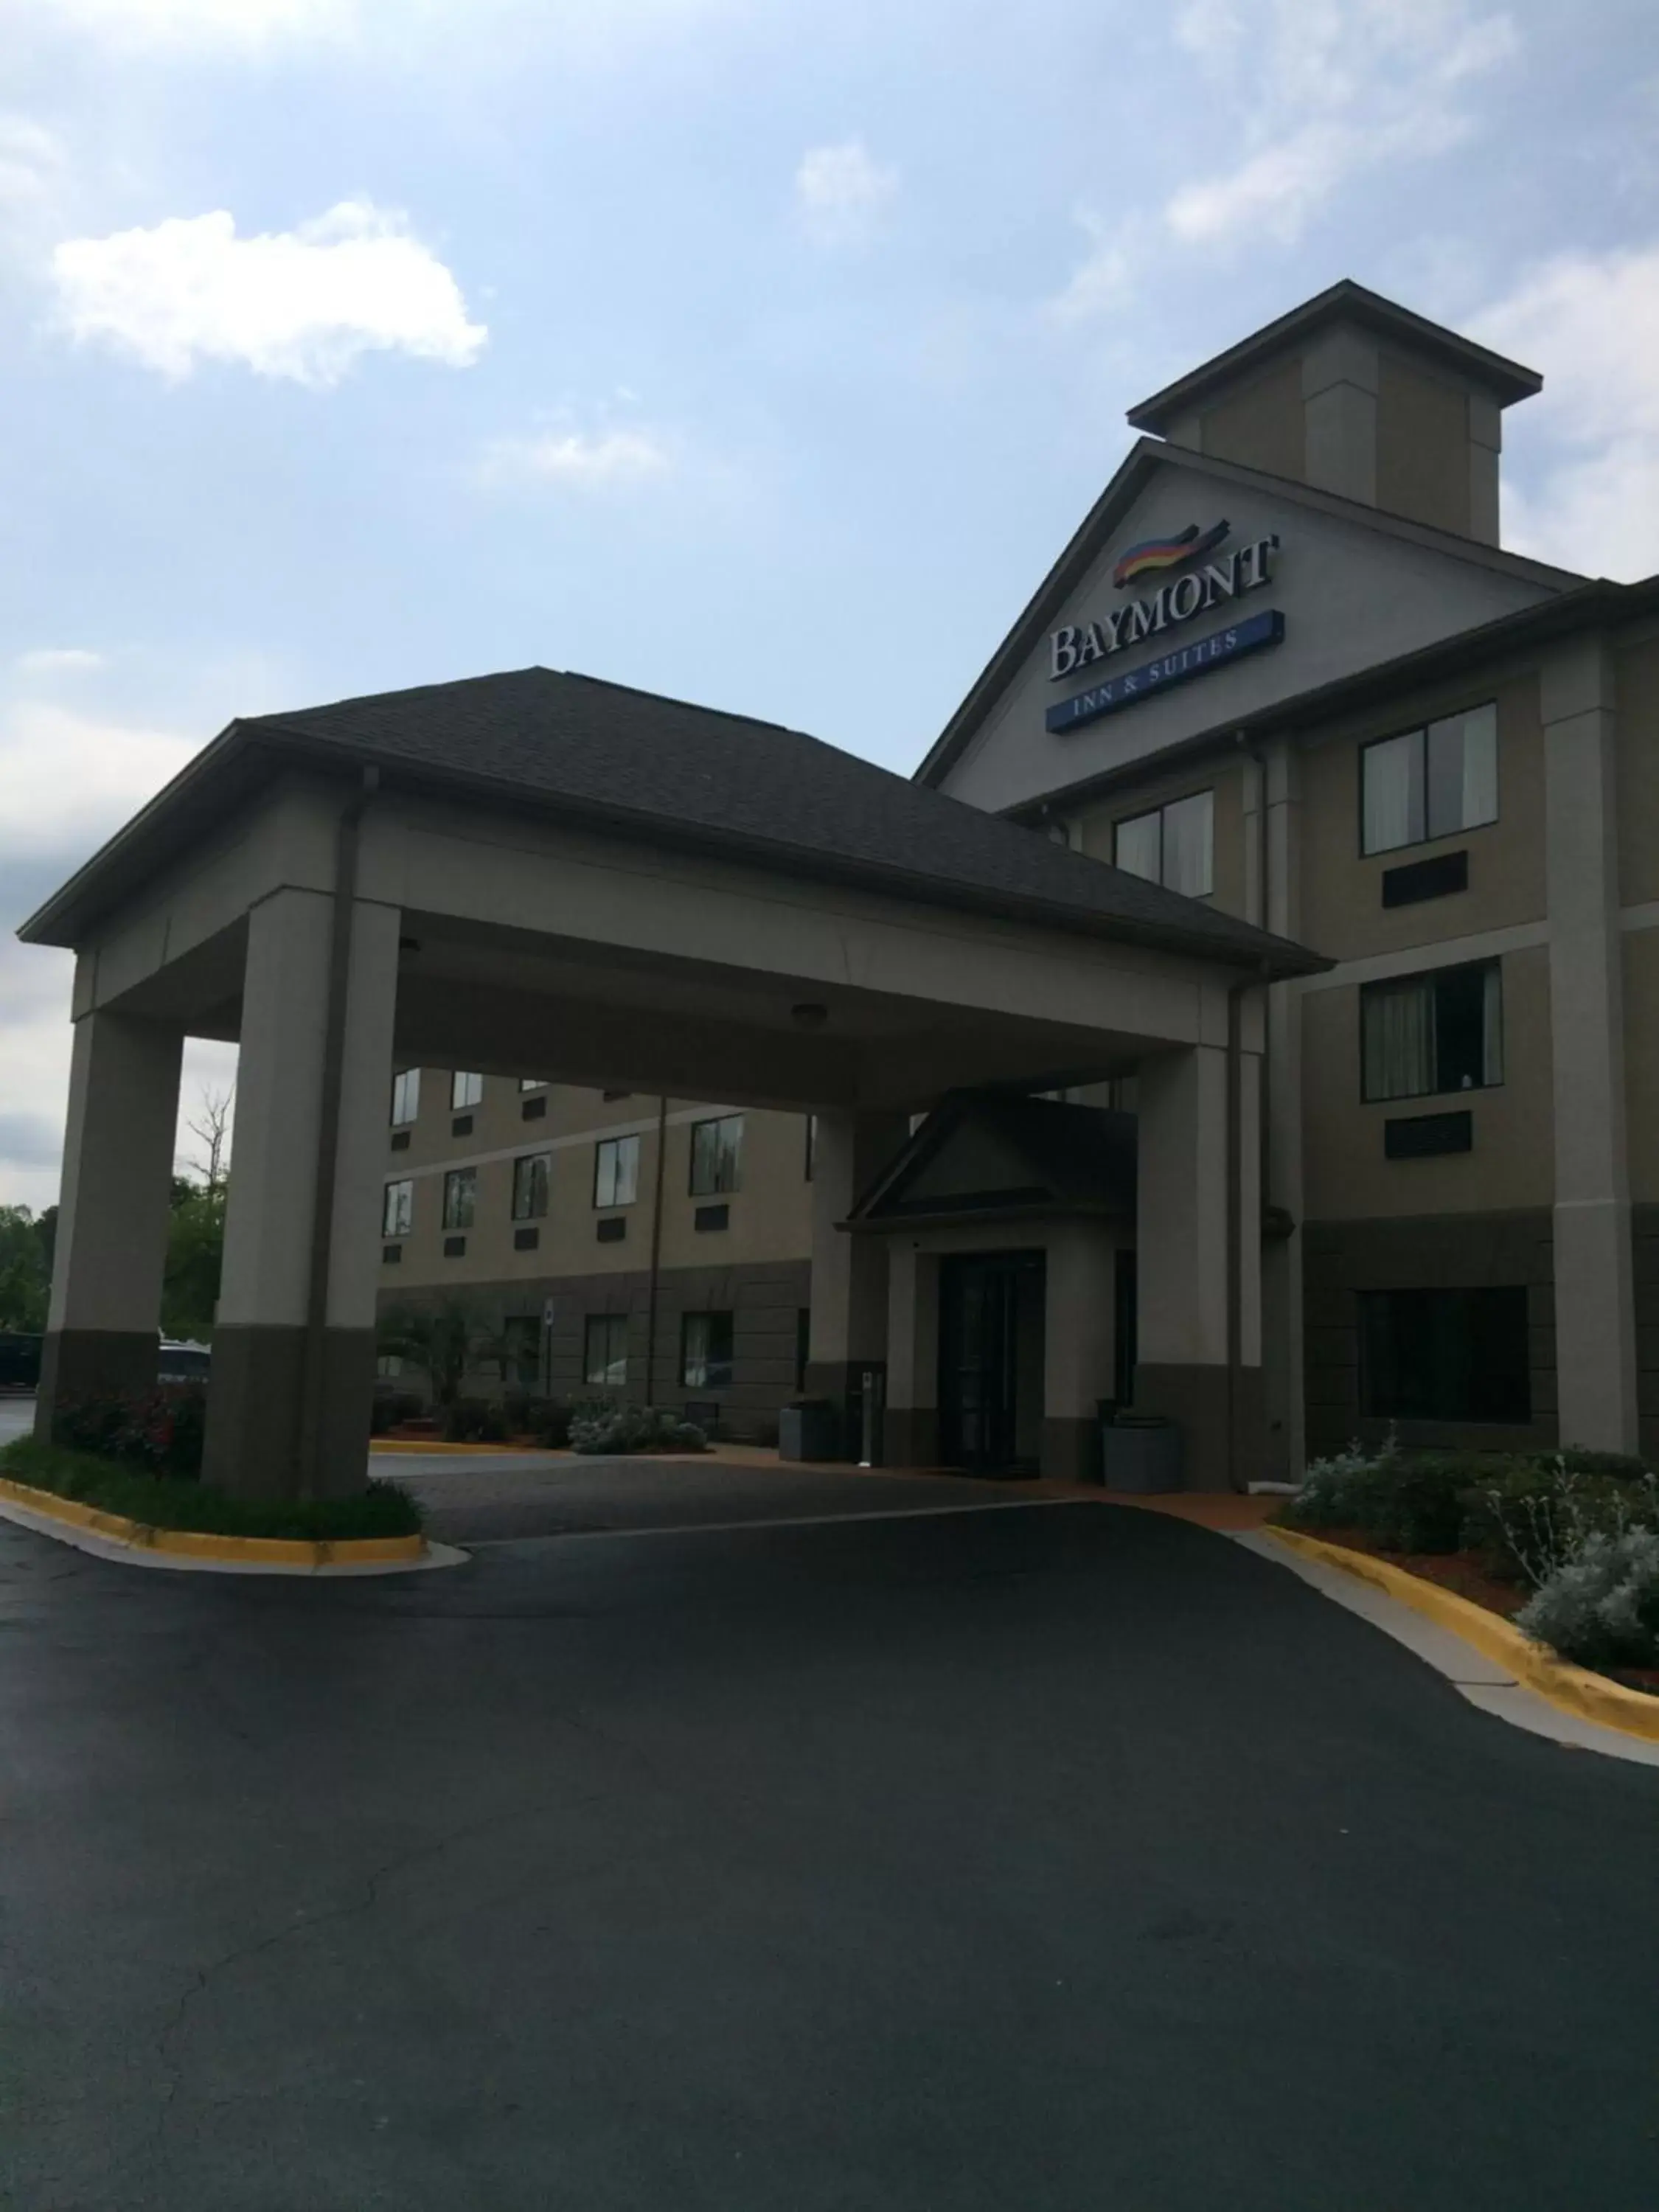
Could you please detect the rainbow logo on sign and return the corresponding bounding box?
[1112,519,1231,591]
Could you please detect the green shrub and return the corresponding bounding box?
[1282,1442,1497,1554]
[442,1395,508,1443]
[1461,1461,1659,1587]
[568,1403,707,1455]
[1517,1528,1659,1669]
[0,1436,422,1542]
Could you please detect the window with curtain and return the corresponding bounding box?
[584,1313,629,1387]
[681,1310,734,1389]
[689,1113,744,1195]
[594,1133,640,1208]
[381,1179,413,1237]
[442,1166,476,1230]
[1113,789,1214,897]
[1361,960,1503,1102]
[511,1152,550,1220]
[1361,703,1498,855]
[450,1071,484,1110]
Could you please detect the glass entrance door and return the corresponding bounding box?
[937,1251,1046,1475]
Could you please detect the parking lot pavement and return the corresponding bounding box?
[2,1490,1658,2211]
[0,1393,35,1445]
[383,1452,1046,1543]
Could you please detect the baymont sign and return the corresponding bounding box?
[1048,523,1280,683]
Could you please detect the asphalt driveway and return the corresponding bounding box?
[1,1492,1656,2210]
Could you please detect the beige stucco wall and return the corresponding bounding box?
[1615,633,1659,905]
[379,1075,813,1295]
[1197,355,1305,481]
[1297,670,1546,962]
[1375,354,1472,539]
[1300,942,1554,1220]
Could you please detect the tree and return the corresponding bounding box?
[0,1206,51,1334]
[162,1181,226,1343]
[181,1084,234,1195]
[377,1297,494,1407]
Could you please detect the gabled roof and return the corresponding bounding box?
[1127,278,1541,434]
[913,437,1585,791]
[847,1092,1136,1228]
[19,666,1326,976]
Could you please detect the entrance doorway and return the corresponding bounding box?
[938,1252,1046,1475]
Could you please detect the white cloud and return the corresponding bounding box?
[1163,0,1517,245]
[28,0,342,39]
[0,700,201,858]
[1467,246,1659,580]
[50,199,487,386]
[794,139,899,248]
[0,114,63,215]
[1047,215,1135,328]
[14,647,104,677]
[478,425,672,490]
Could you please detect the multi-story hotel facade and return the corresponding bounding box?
[24,279,1659,1492]
[372,279,1659,1475]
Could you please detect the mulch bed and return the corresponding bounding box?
[1294,1523,1659,1698]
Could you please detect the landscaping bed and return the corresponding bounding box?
[0,1434,422,1545]
[1276,1442,1659,1694]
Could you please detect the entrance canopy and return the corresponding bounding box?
[21,667,1325,1498]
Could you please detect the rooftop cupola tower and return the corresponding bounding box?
[1126,279,1541,548]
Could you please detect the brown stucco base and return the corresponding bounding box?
[882,1406,939,1470]
[1635,1206,1659,1467]
[203,1324,378,1500]
[379,1259,812,1443]
[1302,1210,1558,1462]
[35,1329,161,1443]
[1131,1362,1267,1492]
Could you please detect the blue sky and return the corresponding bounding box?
[3,0,1658,1209]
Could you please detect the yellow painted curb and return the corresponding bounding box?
[1267,1524,1659,1745]
[0,1473,426,1568]
[369,1439,549,1455]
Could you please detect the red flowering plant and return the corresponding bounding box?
[55,1386,206,1480]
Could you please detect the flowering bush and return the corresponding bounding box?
[568,1402,707,1455]
[55,1386,206,1479]
[1462,1461,1659,1587]
[1516,1528,1659,1669]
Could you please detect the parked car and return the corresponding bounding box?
[157,1338,212,1385]
[0,1332,42,1392]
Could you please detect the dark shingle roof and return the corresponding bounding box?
[849,1093,1138,1223]
[226,667,1321,975]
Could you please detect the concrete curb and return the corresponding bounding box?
[0,1473,464,1576]
[1265,1524,1659,1748]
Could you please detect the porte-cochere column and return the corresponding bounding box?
[35,994,184,1441]
[204,885,400,1500]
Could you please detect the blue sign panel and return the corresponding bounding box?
[1045,608,1285,735]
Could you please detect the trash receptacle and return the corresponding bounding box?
[1100,1412,1183,1494]
[780,1399,840,1461]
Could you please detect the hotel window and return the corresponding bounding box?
[442,1166,476,1231]
[390,1068,420,1126]
[584,1313,629,1388]
[1113,790,1214,898]
[1361,960,1502,1104]
[1360,1287,1530,1423]
[681,1310,734,1390]
[511,1152,551,1221]
[689,1113,743,1196]
[381,1179,413,1237]
[594,1133,640,1208]
[451,1071,484,1110]
[519,1077,547,1092]
[1360,703,1497,855]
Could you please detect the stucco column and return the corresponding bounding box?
[1041,1220,1117,1483]
[35,994,184,1441]
[1134,1034,1264,1489]
[1301,327,1379,506]
[883,1239,940,1470]
[204,885,401,1498]
[1262,737,1306,1480]
[1543,639,1638,1453]
[805,1109,909,1454]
